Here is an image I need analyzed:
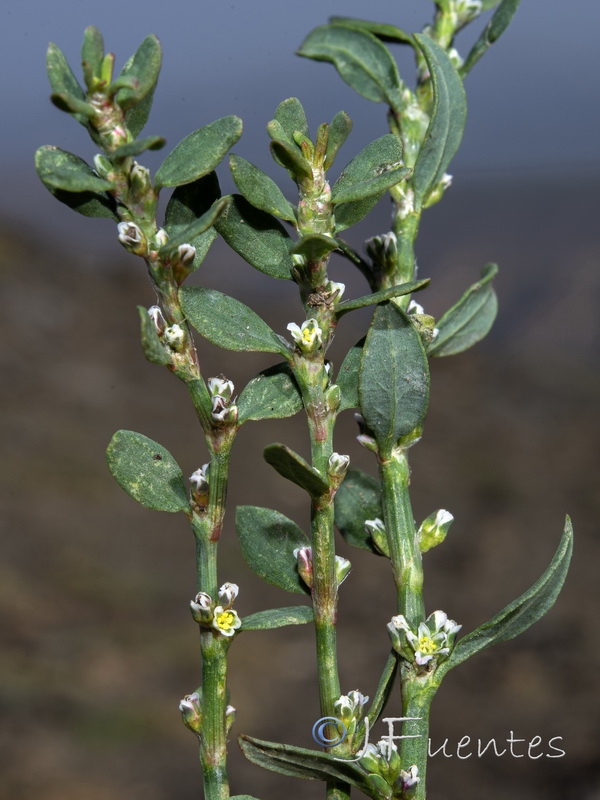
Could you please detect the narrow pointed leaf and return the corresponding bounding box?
[329,16,414,45]
[337,337,364,411]
[274,97,310,142]
[241,606,314,631]
[164,172,221,271]
[214,194,294,280]
[290,234,338,261]
[239,735,371,790]
[325,111,353,169]
[236,506,309,594]
[332,166,411,205]
[438,517,573,676]
[35,146,114,193]
[81,26,104,78]
[264,444,329,498]
[180,286,289,356]
[412,34,467,203]
[269,139,313,180]
[113,136,166,158]
[336,280,429,317]
[137,305,171,366]
[359,303,429,453]
[334,193,382,231]
[367,652,398,728]
[237,363,303,424]
[462,0,522,76]
[297,25,402,109]
[106,430,190,513]
[50,92,96,118]
[230,154,296,222]
[428,263,498,357]
[159,197,229,257]
[125,84,157,137]
[335,467,383,553]
[155,116,243,188]
[46,42,87,123]
[116,34,162,110]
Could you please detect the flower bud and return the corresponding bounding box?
[93,153,113,179]
[147,305,166,335]
[190,591,213,624]
[117,221,146,255]
[328,452,349,478]
[225,704,236,733]
[164,323,185,352]
[325,280,345,303]
[208,377,235,401]
[130,162,152,195]
[365,518,389,557]
[325,383,341,413]
[218,582,239,609]
[397,765,420,795]
[293,546,313,588]
[179,691,202,734]
[335,555,351,587]
[418,509,454,553]
[154,228,169,249]
[365,231,397,274]
[176,243,196,267]
[355,414,378,452]
[190,465,210,507]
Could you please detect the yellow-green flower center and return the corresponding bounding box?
[302,327,316,344]
[216,610,236,631]
[418,635,437,655]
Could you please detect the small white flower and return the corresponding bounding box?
[164,324,185,351]
[179,691,202,732]
[117,221,144,249]
[334,690,369,721]
[154,228,169,248]
[325,280,345,302]
[293,546,313,588]
[190,591,213,623]
[388,610,461,667]
[225,704,236,732]
[211,606,241,638]
[177,243,196,266]
[287,319,323,353]
[190,464,210,491]
[147,305,166,334]
[218,582,239,608]
[400,765,420,790]
[335,555,352,587]
[93,154,112,178]
[208,377,235,401]
[418,509,454,553]
[365,518,385,535]
[328,452,350,476]
[407,300,425,316]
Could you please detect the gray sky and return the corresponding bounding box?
[2,0,599,234]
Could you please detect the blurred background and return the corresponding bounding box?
[1,1,599,799]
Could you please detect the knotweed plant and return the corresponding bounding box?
[36,2,573,799]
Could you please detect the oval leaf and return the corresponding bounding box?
[438,517,573,677]
[180,286,289,356]
[337,337,364,411]
[335,468,383,553]
[230,154,296,222]
[164,172,221,271]
[237,363,303,424]
[36,146,113,193]
[325,110,353,170]
[297,25,402,109]
[106,430,190,513]
[273,97,310,144]
[115,34,162,111]
[264,444,329,498]
[269,139,313,180]
[412,34,467,203]
[113,136,166,158]
[428,263,498,357]
[155,116,243,188]
[236,506,309,594]
[290,234,339,261]
[241,606,314,631]
[46,42,87,123]
[359,303,430,453]
[214,194,294,280]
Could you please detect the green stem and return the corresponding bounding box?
[379,452,424,623]
[399,675,438,800]
[200,631,229,800]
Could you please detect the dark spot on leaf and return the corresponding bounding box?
[153,454,162,460]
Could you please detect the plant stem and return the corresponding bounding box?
[379,452,424,623]
[399,674,438,800]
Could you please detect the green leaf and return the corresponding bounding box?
[263,444,329,498]
[125,84,157,138]
[337,337,364,411]
[333,193,381,232]
[214,194,293,280]
[269,139,313,180]
[41,186,118,219]
[236,506,309,594]
[297,25,402,109]
[81,26,104,79]
[273,97,310,143]
[239,735,371,790]
[462,0,522,76]
[106,430,190,513]
[159,197,229,257]
[112,136,166,158]
[332,135,409,205]
[428,263,498,357]
[412,34,467,204]
[290,234,338,261]
[329,16,414,44]
[241,606,314,631]
[237,363,303,424]
[325,111,353,169]
[46,42,87,124]
[438,517,573,677]
[335,467,383,553]
[336,280,429,317]
[230,154,296,222]
[155,116,243,188]
[359,303,430,453]
[366,652,398,728]
[115,34,162,111]
[137,305,170,366]
[35,146,113,193]
[164,172,221,271]
[179,286,289,356]
[50,92,95,118]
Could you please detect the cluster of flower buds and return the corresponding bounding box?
[189,464,210,508]
[365,232,398,276]
[364,518,389,557]
[287,318,323,354]
[360,739,420,799]
[292,547,351,590]
[190,582,242,639]
[207,376,238,426]
[387,610,461,669]
[407,300,439,345]
[418,509,454,553]
[334,690,369,748]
